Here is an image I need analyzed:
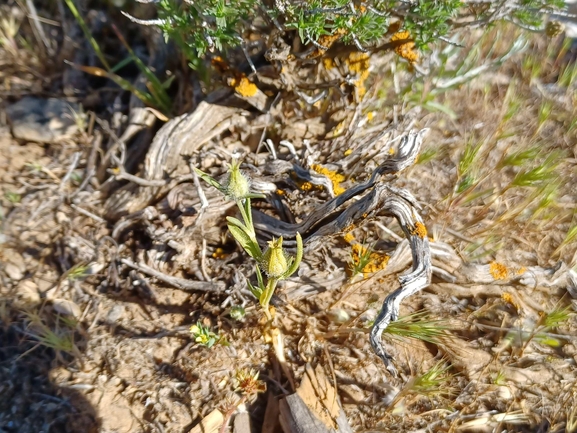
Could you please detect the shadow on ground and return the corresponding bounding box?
[0,307,100,433]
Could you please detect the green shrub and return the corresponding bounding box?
[127,0,567,70]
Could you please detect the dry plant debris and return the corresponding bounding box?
[1,1,577,432]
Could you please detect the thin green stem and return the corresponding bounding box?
[63,0,110,70]
[260,278,279,320]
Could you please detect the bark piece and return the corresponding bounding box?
[105,101,249,219]
[190,409,224,433]
[262,392,281,433]
[233,411,251,433]
[279,364,353,433]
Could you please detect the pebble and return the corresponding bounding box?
[16,280,41,305]
[51,298,82,318]
[5,263,24,281]
[6,97,81,143]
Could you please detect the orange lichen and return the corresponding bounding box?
[328,120,346,138]
[304,29,348,59]
[344,149,353,156]
[351,244,390,276]
[276,189,285,195]
[343,232,355,244]
[318,31,346,51]
[216,55,259,97]
[489,261,508,280]
[366,111,374,122]
[299,181,313,191]
[323,57,336,70]
[391,30,419,63]
[311,164,346,195]
[412,221,427,239]
[211,56,229,73]
[230,76,258,97]
[346,52,371,98]
[388,148,395,155]
[517,266,527,275]
[502,292,519,310]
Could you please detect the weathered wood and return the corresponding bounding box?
[190,409,224,433]
[262,392,281,433]
[279,364,353,433]
[251,129,432,373]
[104,101,249,219]
[232,411,251,433]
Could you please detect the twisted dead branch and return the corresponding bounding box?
[252,129,432,372]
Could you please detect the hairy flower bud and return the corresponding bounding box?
[261,237,289,278]
[226,158,250,200]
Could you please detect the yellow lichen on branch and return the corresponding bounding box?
[411,221,428,239]
[343,232,355,244]
[230,76,258,97]
[352,244,390,276]
[346,52,371,98]
[391,30,419,63]
[489,261,508,280]
[311,164,346,195]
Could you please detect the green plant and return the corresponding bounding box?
[5,191,21,204]
[498,305,575,354]
[349,241,375,279]
[189,322,228,348]
[0,14,21,56]
[67,263,90,281]
[410,360,455,398]
[380,310,449,346]
[556,224,577,253]
[135,0,564,74]
[493,369,507,386]
[218,368,266,433]
[194,159,303,320]
[23,310,80,359]
[63,0,171,114]
[415,147,438,165]
[229,305,246,321]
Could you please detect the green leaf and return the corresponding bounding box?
[535,335,561,347]
[226,216,249,233]
[255,264,264,291]
[227,220,262,260]
[284,232,303,278]
[247,279,263,299]
[193,167,227,195]
[422,100,457,120]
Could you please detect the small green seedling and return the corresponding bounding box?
[410,360,456,398]
[189,322,227,348]
[5,191,21,204]
[229,305,246,322]
[383,310,449,346]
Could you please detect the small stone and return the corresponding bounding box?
[106,305,125,323]
[56,211,69,224]
[496,385,512,400]
[4,263,24,281]
[35,232,51,244]
[16,280,40,305]
[36,277,53,293]
[51,298,82,318]
[6,97,81,143]
[562,344,576,356]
